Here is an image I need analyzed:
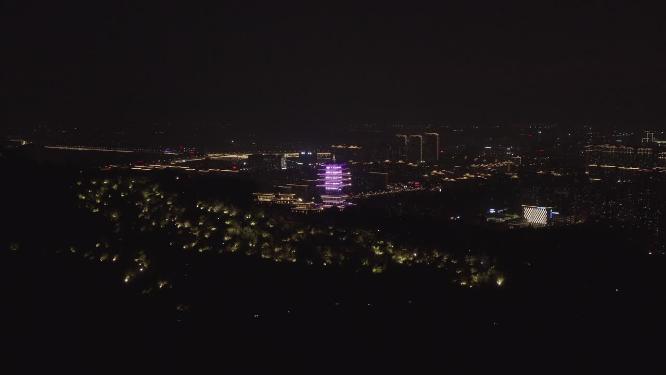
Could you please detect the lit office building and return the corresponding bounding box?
[318,163,352,208]
[522,205,557,225]
[316,152,334,162]
[423,132,439,162]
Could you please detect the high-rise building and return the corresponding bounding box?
[407,135,423,163]
[317,163,352,208]
[393,135,408,161]
[422,132,439,162]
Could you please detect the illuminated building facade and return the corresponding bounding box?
[522,205,557,225]
[318,163,352,208]
[291,201,324,214]
[253,192,297,205]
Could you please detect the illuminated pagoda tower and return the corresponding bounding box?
[317,163,352,208]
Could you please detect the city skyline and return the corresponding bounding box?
[5,1,666,372]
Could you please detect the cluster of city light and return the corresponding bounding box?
[253,192,323,213]
[349,183,424,199]
[119,164,238,174]
[45,145,135,153]
[44,144,177,155]
[469,161,517,171]
[72,175,504,292]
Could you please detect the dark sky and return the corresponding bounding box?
[3,1,666,130]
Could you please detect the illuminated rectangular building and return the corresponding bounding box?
[522,205,556,225]
[423,132,439,162]
[407,135,423,163]
[393,135,408,161]
[253,192,297,205]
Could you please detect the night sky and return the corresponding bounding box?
[3,1,666,130]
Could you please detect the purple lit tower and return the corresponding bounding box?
[317,163,352,208]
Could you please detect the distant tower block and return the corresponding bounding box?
[423,132,439,162]
[394,134,408,161]
[407,134,423,163]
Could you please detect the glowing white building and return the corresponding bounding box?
[522,205,557,225]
